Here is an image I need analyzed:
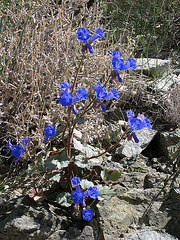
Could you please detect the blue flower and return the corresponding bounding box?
[82,209,94,221]
[81,44,94,53]
[100,103,106,112]
[71,190,84,204]
[77,28,90,43]
[126,111,152,131]
[106,88,119,100]
[126,110,135,125]
[20,137,31,149]
[71,177,81,187]
[87,44,94,53]
[60,82,72,92]
[84,186,99,199]
[132,132,139,143]
[126,57,137,69]
[95,87,107,100]
[58,91,73,106]
[72,105,78,115]
[43,126,56,143]
[110,50,122,59]
[5,141,24,162]
[74,88,88,102]
[112,58,126,71]
[137,114,152,129]
[117,73,123,82]
[94,82,103,90]
[90,28,105,42]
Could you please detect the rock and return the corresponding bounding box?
[135,58,171,77]
[153,74,180,92]
[115,128,157,158]
[120,229,179,240]
[158,128,180,161]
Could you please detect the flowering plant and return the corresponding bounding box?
[4,28,152,221]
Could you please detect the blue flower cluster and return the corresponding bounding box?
[70,177,99,221]
[5,137,31,162]
[110,50,137,82]
[58,82,88,115]
[43,125,56,143]
[77,28,105,53]
[126,110,152,143]
[94,82,119,112]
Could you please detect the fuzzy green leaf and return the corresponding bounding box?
[46,171,61,182]
[80,179,94,190]
[56,192,72,207]
[74,117,85,124]
[74,154,89,168]
[96,185,116,200]
[45,151,69,170]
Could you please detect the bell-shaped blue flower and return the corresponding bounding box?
[112,58,126,71]
[20,137,31,149]
[90,28,105,43]
[71,177,81,187]
[58,91,73,107]
[60,82,72,92]
[43,125,56,143]
[71,190,84,204]
[126,57,137,69]
[5,141,24,162]
[84,186,99,199]
[74,88,88,102]
[77,28,90,43]
[82,209,94,221]
[106,88,119,100]
[87,44,94,53]
[95,87,107,100]
[94,82,103,90]
[110,50,122,59]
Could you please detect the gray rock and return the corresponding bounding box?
[120,229,179,240]
[115,128,157,158]
[158,128,180,161]
[135,58,170,77]
[153,74,180,92]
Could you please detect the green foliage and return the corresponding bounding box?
[56,192,72,207]
[46,171,61,182]
[74,117,86,125]
[101,169,121,183]
[80,179,94,190]
[96,184,116,200]
[45,152,69,170]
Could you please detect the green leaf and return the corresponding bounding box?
[101,169,121,183]
[74,154,88,168]
[56,192,72,207]
[45,151,69,170]
[80,179,94,190]
[74,117,85,124]
[96,185,116,200]
[36,159,46,170]
[46,171,61,182]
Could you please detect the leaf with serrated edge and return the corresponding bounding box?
[56,192,72,207]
